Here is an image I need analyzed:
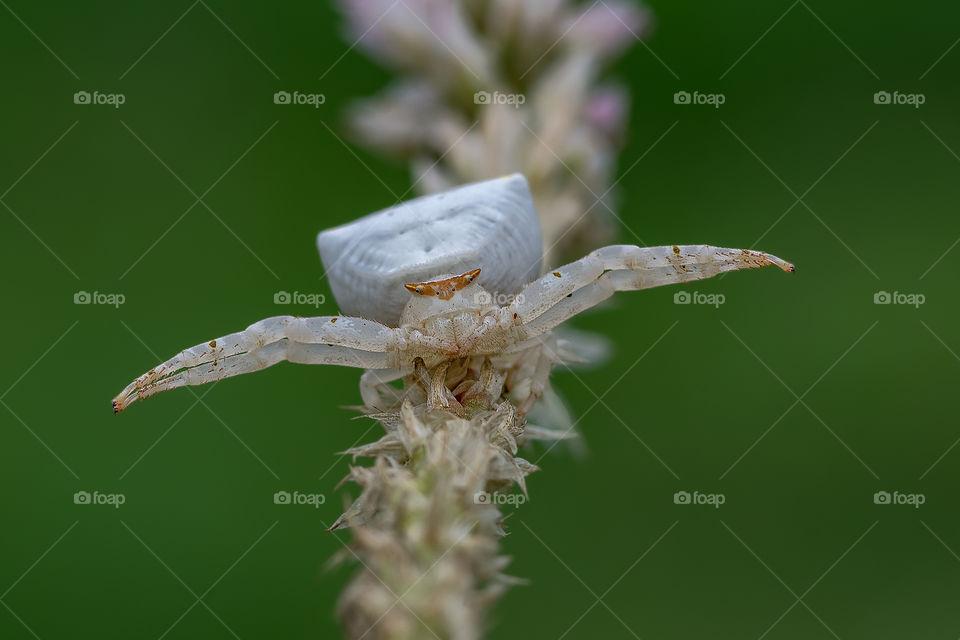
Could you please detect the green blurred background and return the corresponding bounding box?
[1,1,958,638]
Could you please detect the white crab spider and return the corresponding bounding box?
[112,175,793,414]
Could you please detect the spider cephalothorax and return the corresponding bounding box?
[113,174,793,414]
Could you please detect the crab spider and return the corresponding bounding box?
[113,174,794,413]
[112,243,792,413]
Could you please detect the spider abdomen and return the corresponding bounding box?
[317,174,542,326]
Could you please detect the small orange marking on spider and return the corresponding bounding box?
[404,269,481,300]
[330,317,337,323]
[209,340,217,348]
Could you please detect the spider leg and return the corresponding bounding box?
[360,366,413,411]
[518,339,558,415]
[113,315,397,413]
[458,357,507,408]
[506,244,794,341]
[402,327,455,354]
[455,314,499,356]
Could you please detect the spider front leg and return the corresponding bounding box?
[505,244,794,341]
[516,338,559,415]
[113,315,399,413]
[454,314,501,356]
[360,366,413,411]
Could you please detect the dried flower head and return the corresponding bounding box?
[337,0,651,265]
